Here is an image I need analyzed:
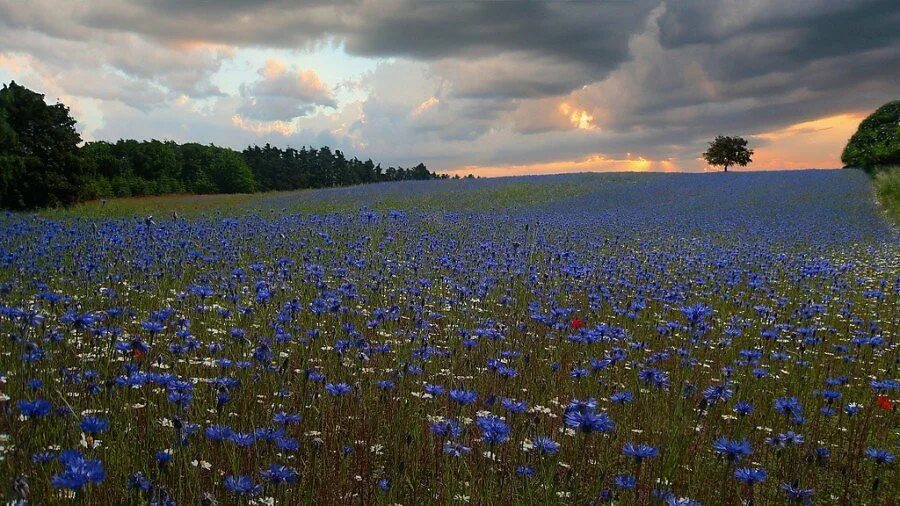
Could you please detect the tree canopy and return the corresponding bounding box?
[0,81,88,209]
[702,136,753,172]
[841,101,900,170]
[0,81,444,209]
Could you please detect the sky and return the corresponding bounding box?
[0,0,897,176]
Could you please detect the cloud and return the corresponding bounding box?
[0,0,897,174]
[236,59,336,121]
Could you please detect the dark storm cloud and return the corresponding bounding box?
[1,0,898,171]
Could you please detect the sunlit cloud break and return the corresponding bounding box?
[0,0,896,175]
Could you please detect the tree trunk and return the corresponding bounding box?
[724,165,728,172]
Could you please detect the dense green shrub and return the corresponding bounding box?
[0,81,89,209]
[842,101,900,169]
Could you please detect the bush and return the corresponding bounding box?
[872,166,900,224]
[842,101,900,169]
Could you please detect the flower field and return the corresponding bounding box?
[1,170,897,504]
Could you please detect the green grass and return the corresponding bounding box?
[872,166,900,224]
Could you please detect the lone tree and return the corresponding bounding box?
[0,81,87,209]
[841,100,900,170]
[702,135,753,172]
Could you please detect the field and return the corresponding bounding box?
[1,170,897,504]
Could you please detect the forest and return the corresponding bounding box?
[0,81,446,209]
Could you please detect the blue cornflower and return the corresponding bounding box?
[564,408,615,433]
[430,418,463,438]
[449,389,477,405]
[51,451,105,490]
[80,416,110,434]
[377,478,390,491]
[767,431,804,449]
[155,450,173,465]
[780,483,814,504]
[734,467,767,485]
[864,447,894,464]
[733,401,754,416]
[261,464,299,484]
[141,321,165,334]
[516,465,535,477]
[614,473,637,490]
[128,472,152,491]
[167,390,192,408]
[774,397,802,416]
[476,415,510,445]
[610,390,633,404]
[501,398,528,414]
[230,432,256,447]
[712,437,752,463]
[32,451,57,463]
[18,399,52,418]
[424,384,445,396]
[325,382,352,396]
[273,412,302,425]
[443,441,471,457]
[623,442,659,462]
[531,436,560,454]
[205,425,233,442]
[224,475,261,496]
[702,383,734,404]
[274,437,300,452]
[570,367,589,379]
[376,380,396,390]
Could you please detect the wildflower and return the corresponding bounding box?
[205,425,233,442]
[476,415,510,445]
[864,447,894,464]
[702,384,734,404]
[614,473,637,490]
[734,467,767,485]
[623,442,659,462]
[516,465,535,477]
[155,450,173,466]
[501,398,528,414]
[424,384,446,396]
[610,391,633,404]
[260,464,298,484]
[733,402,754,416]
[564,409,615,433]
[325,382,352,396]
[230,432,256,447]
[224,475,261,496]
[532,436,560,455]
[443,442,471,457]
[712,438,752,463]
[449,389,477,405]
[51,451,106,490]
[780,482,814,504]
[18,399,52,418]
[875,395,892,410]
[430,418,463,438]
[774,397,802,416]
[272,412,302,425]
[79,416,110,435]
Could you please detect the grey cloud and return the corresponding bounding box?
[237,63,336,121]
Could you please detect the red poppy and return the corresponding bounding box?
[133,349,144,359]
[570,318,585,330]
[876,395,892,410]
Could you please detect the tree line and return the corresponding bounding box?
[0,81,449,210]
